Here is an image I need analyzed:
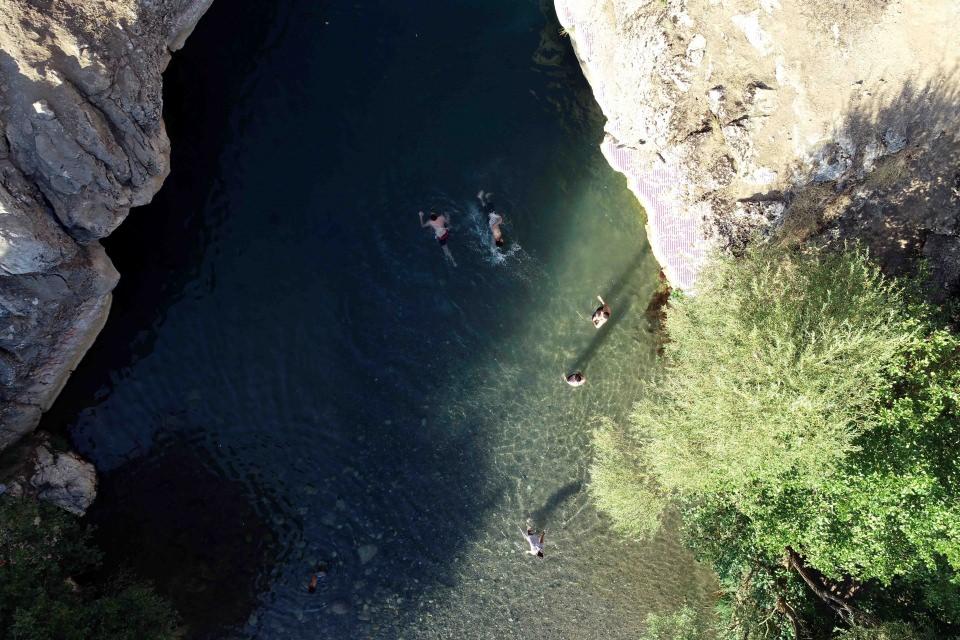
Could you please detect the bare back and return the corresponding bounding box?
[428,216,448,238]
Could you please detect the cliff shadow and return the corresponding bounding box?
[86,435,281,639]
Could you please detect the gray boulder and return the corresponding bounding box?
[0,0,213,453]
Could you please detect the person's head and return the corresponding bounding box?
[536,550,544,558]
[429,212,438,221]
[603,310,611,319]
[496,237,505,247]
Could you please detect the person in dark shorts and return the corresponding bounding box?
[307,561,328,593]
[564,372,586,387]
[419,210,457,266]
[477,190,505,248]
[592,296,611,328]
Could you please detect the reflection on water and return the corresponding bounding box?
[42,0,715,638]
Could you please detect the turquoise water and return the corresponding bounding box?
[44,1,715,637]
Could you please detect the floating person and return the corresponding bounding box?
[564,372,586,387]
[307,561,329,593]
[477,190,505,248]
[419,210,457,266]
[592,296,611,329]
[524,525,546,558]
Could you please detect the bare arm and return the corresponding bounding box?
[419,211,430,228]
[539,532,545,544]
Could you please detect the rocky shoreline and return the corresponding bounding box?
[555,0,959,296]
[0,0,212,513]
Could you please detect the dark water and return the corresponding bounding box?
[43,0,714,637]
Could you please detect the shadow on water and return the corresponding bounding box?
[572,249,649,372]
[86,436,279,638]
[39,0,283,424]
[530,480,583,528]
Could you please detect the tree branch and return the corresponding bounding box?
[784,547,859,624]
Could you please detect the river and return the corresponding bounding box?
[42,0,715,637]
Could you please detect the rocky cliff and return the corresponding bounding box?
[555,0,960,296]
[0,0,212,511]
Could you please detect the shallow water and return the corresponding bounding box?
[43,0,715,637]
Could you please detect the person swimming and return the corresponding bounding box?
[419,210,457,266]
[477,190,505,248]
[564,372,586,387]
[307,561,328,593]
[592,296,611,328]
[523,526,546,558]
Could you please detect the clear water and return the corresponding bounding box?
[43,0,715,637]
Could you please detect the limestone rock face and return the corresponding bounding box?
[555,0,960,294]
[0,0,213,452]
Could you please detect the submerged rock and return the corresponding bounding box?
[329,599,351,615]
[357,543,379,565]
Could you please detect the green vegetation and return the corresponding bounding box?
[0,496,181,640]
[591,246,960,638]
[639,604,712,640]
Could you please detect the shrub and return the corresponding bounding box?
[0,497,182,640]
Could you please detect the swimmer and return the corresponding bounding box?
[477,190,505,248]
[307,561,328,593]
[419,210,457,266]
[564,372,586,387]
[523,526,545,558]
[592,296,611,328]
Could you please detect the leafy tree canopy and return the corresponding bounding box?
[590,246,960,637]
[0,497,182,640]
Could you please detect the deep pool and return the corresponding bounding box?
[43,1,715,637]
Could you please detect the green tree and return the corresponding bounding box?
[630,246,922,498]
[833,622,937,640]
[0,497,182,640]
[590,246,960,637]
